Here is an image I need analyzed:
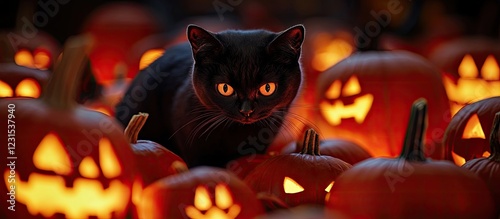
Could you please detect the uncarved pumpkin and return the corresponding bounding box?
[327,99,496,218]
[443,97,500,166]
[0,35,136,219]
[315,50,450,159]
[462,112,500,214]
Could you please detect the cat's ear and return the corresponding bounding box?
[187,25,222,58]
[268,24,305,58]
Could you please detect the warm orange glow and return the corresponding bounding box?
[185,185,241,219]
[458,54,478,78]
[99,138,122,178]
[15,78,41,98]
[139,49,164,70]
[342,76,361,96]
[79,157,100,178]
[481,55,499,80]
[483,151,491,157]
[452,151,466,166]
[443,55,500,116]
[33,49,51,70]
[91,107,112,116]
[33,132,72,175]
[4,171,130,218]
[312,35,353,72]
[283,177,304,194]
[462,114,485,139]
[14,49,35,68]
[320,94,374,126]
[324,181,334,192]
[194,186,211,211]
[0,80,13,97]
[325,80,342,99]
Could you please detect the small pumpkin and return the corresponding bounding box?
[0,35,137,219]
[244,129,352,209]
[443,97,500,166]
[327,99,496,218]
[138,167,264,219]
[124,112,187,186]
[462,111,500,213]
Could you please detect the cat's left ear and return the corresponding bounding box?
[187,25,223,59]
[268,24,305,58]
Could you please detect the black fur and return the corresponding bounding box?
[116,25,304,167]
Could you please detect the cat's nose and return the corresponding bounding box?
[240,101,254,117]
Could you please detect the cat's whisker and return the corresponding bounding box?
[171,111,219,142]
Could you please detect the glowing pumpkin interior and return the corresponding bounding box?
[3,132,130,218]
[443,54,500,115]
[451,113,492,166]
[184,184,241,219]
[319,75,374,126]
[0,78,41,98]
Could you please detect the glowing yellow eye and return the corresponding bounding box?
[217,83,234,96]
[15,78,41,98]
[0,80,13,97]
[283,177,304,194]
[259,82,276,96]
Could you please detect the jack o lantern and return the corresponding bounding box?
[463,112,500,213]
[326,99,496,218]
[0,33,49,98]
[316,50,450,159]
[443,97,500,166]
[429,37,500,116]
[244,129,352,209]
[0,35,136,219]
[138,167,264,219]
[125,112,187,218]
[82,2,161,85]
[9,30,60,71]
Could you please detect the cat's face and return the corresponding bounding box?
[188,25,305,124]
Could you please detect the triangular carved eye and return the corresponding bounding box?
[15,78,41,98]
[33,132,72,175]
[458,54,478,78]
[99,138,121,178]
[0,80,13,97]
[481,55,499,80]
[326,80,341,99]
[342,76,361,96]
[462,114,485,139]
[283,177,304,194]
[324,181,335,192]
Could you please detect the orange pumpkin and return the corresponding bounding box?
[1,35,137,219]
[315,50,450,159]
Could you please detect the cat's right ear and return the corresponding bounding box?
[187,25,222,59]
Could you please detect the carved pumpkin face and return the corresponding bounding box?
[4,132,130,218]
[316,51,450,159]
[14,48,52,70]
[429,37,500,116]
[443,97,500,165]
[1,35,137,219]
[244,129,352,208]
[0,64,49,98]
[139,167,264,219]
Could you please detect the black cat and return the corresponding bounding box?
[115,24,305,167]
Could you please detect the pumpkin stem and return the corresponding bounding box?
[300,129,320,155]
[488,112,500,161]
[124,112,149,144]
[400,98,427,161]
[40,35,92,109]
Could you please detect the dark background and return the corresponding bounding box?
[1,0,499,45]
